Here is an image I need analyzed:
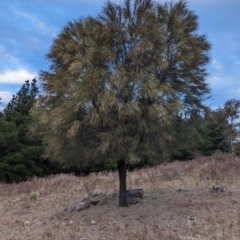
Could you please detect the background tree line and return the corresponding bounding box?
[1,79,240,183]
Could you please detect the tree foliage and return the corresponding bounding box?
[32,0,211,206]
[169,108,231,160]
[0,79,55,183]
[197,110,229,156]
[0,97,3,118]
[223,99,240,157]
[169,113,202,160]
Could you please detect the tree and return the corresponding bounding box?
[0,79,55,183]
[3,79,39,124]
[0,98,3,118]
[222,99,240,158]
[196,109,228,156]
[32,0,210,206]
[169,112,202,160]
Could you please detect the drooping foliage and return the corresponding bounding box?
[32,0,211,206]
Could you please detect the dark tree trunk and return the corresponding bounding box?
[118,159,129,207]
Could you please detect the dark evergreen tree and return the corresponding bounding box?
[197,110,228,156]
[0,79,55,183]
[0,97,3,118]
[170,108,230,160]
[223,99,240,158]
[170,113,201,160]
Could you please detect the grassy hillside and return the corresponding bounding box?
[1,153,240,239]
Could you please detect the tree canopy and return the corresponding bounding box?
[0,79,56,183]
[32,0,211,206]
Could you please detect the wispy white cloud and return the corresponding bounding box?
[0,91,13,104]
[211,59,222,71]
[15,11,57,36]
[208,75,224,86]
[207,73,240,107]
[0,69,37,85]
[0,44,18,65]
[208,74,239,90]
[0,51,17,63]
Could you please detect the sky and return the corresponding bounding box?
[0,0,239,111]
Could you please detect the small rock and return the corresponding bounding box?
[212,185,225,192]
[67,198,90,212]
[127,196,140,205]
[91,220,96,225]
[76,199,90,211]
[24,221,30,226]
[127,188,144,199]
[90,193,107,206]
[127,188,144,205]
[111,193,118,198]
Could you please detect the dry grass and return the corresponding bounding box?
[1,153,240,239]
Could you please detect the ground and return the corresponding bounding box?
[0,153,240,239]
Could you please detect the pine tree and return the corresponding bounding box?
[169,113,201,160]
[0,79,52,183]
[197,110,228,156]
[32,0,210,206]
[223,99,240,158]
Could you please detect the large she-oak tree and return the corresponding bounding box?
[32,0,210,206]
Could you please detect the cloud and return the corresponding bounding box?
[207,73,240,107]
[208,75,220,85]
[0,91,13,104]
[15,11,57,36]
[0,51,17,65]
[211,60,222,71]
[208,74,238,91]
[0,69,37,85]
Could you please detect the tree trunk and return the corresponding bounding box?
[118,159,129,207]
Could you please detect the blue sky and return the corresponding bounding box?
[0,0,239,111]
